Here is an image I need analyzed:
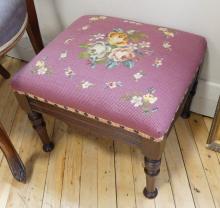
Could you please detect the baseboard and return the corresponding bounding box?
[191,79,220,117]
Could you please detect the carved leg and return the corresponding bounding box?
[0,124,26,182]
[140,138,166,199]
[28,112,54,152]
[143,157,161,199]
[181,76,199,119]
[26,0,44,54]
[0,64,10,79]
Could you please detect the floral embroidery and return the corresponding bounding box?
[64,38,74,45]
[93,33,105,40]
[163,41,172,51]
[64,67,75,78]
[105,81,123,89]
[79,28,150,69]
[133,71,144,81]
[152,58,163,68]
[80,81,94,89]
[32,60,51,75]
[139,41,151,48]
[123,88,158,114]
[89,16,107,22]
[60,51,68,60]
[158,27,175,38]
[81,25,90,31]
[123,20,142,25]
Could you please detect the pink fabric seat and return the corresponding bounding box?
[11,15,206,140]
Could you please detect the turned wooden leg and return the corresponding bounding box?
[143,157,161,199]
[28,112,54,152]
[26,0,44,54]
[0,64,10,79]
[0,124,26,182]
[181,75,199,119]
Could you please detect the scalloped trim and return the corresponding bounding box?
[14,90,164,142]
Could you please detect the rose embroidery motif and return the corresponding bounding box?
[123,88,158,114]
[32,60,51,75]
[79,28,150,69]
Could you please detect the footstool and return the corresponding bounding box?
[11,15,206,198]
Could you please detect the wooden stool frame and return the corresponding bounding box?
[13,68,200,198]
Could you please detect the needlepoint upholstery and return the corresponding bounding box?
[11,15,207,140]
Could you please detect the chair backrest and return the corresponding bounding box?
[0,0,27,48]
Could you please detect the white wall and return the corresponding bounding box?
[10,0,220,117]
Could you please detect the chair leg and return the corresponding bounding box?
[28,111,54,152]
[26,0,44,54]
[0,64,10,79]
[140,139,165,199]
[143,157,161,199]
[0,124,26,182]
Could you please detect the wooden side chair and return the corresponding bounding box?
[11,15,206,198]
[0,0,43,182]
[0,0,43,79]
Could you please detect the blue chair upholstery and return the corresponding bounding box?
[0,0,27,48]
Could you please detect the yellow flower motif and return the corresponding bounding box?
[89,16,107,21]
[143,93,158,104]
[158,27,175,38]
[107,32,128,47]
[34,60,50,75]
[36,60,45,68]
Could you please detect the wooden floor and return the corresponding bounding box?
[0,57,220,208]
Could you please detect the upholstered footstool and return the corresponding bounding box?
[11,15,206,198]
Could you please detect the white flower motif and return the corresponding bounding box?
[158,27,168,32]
[106,81,122,89]
[152,58,163,68]
[163,41,172,50]
[82,25,90,31]
[89,17,99,21]
[133,71,144,81]
[128,43,138,50]
[60,51,68,59]
[93,33,105,40]
[81,81,94,89]
[143,93,158,104]
[89,16,107,21]
[139,41,151,48]
[35,60,49,75]
[37,67,48,75]
[130,96,143,107]
[127,30,136,34]
[64,67,75,78]
[99,16,107,20]
[123,20,142,25]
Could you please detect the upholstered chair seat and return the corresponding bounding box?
[0,0,27,51]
